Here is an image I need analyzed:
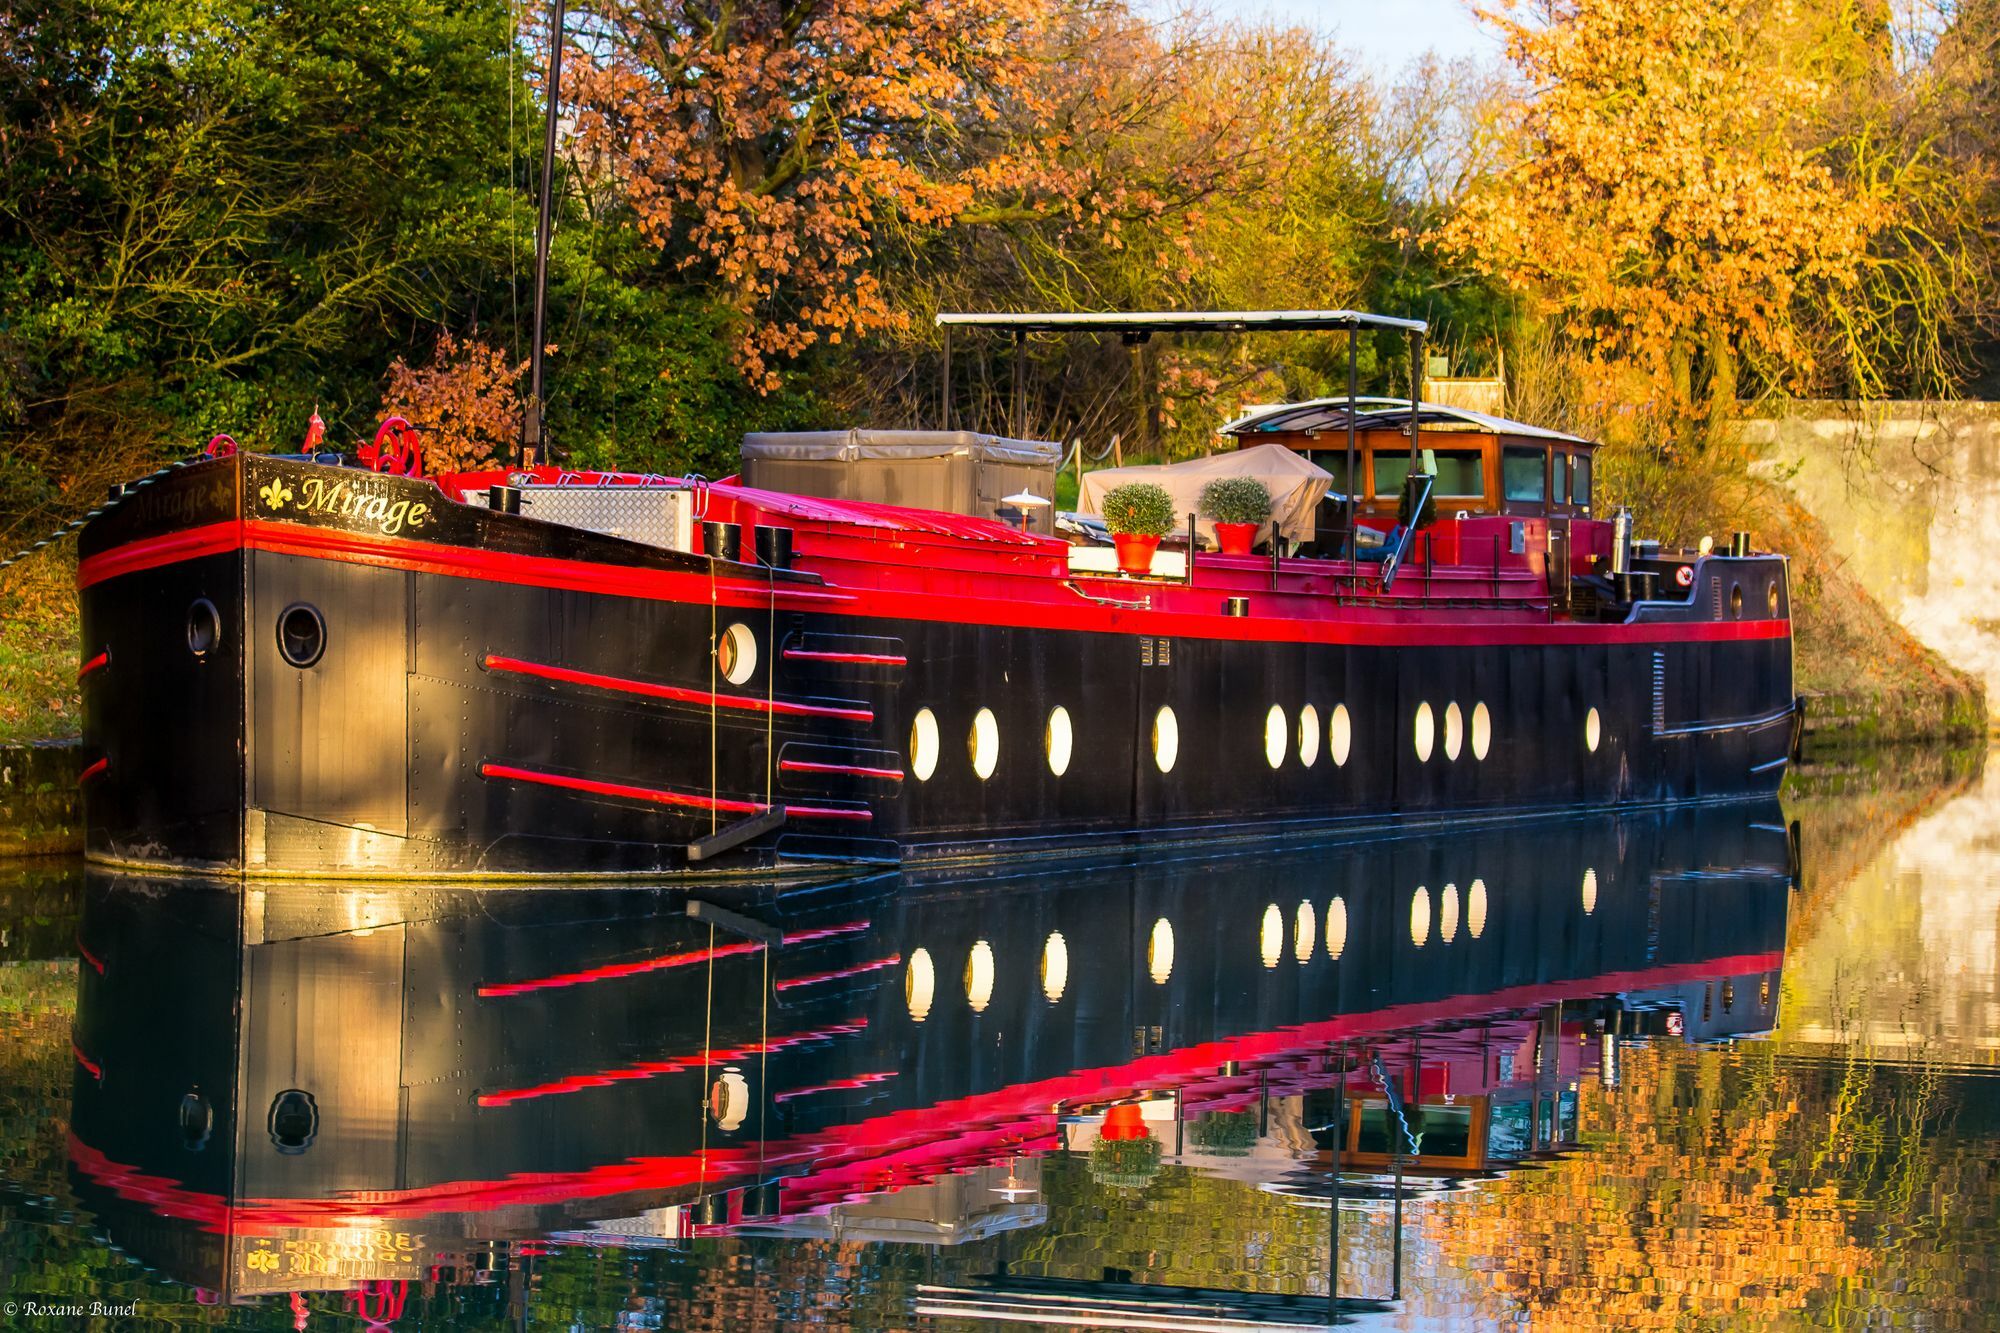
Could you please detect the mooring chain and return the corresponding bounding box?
[0,460,190,572]
[1370,1050,1422,1158]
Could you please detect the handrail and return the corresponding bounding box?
[1378,473,1434,591]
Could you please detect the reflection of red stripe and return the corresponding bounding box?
[78,650,110,680]
[475,1020,868,1107]
[780,759,904,781]
[484,654,873,724]
[78,757,109,785]
[479,762,872,823]
[784,920,872,945]
[76,935,105,975]
[775,1072,898,1103]
[479,941,765,999]
[775,954,902,992]
[783,649,907,667]
[73,1042,103,1081]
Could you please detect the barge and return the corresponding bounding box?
[74,311,1797,878]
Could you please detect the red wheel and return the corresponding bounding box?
[360,417,424,476]
[204,434,239,459]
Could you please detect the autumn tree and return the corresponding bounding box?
[1435,0,1886,435]
[381,332,527,472]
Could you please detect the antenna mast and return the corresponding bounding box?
[523,0,567,467]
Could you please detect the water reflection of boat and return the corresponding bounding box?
[66,804,1791,1304]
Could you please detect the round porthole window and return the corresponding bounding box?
[1414,703,1436,763]
[267,1089,318,1155]
[968,707,999,781]
[910,709,940,781]
[1472,702,1492,761]
[1767,580,1780,615]
[187,598,222,659]
[1298,705,1321,768]
[1444,702,1464,761]
[1045,706,1073,777]
[1729,583,1744,619]
[1264,705,1288,769]
[1330,704,1352,767]
[1585,707,1602,753]
[276,603,325,669]
[717,622,757,684]
[1153,706,1180,774]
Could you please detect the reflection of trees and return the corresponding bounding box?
[1423,1041,2000,1327]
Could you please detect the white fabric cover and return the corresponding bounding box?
[1078,443,1334,546]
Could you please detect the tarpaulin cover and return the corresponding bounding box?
[1078,443,1335,546]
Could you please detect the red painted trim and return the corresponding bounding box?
[774,954,902,992]
[774,1072,898,1103]
[484,654,873,724]
[783,648,908,667]
[72,1041,102,1081]
[780,759,904,782]
[77,650,110,681]
[480,761,873,824]
[783,920,873,945]
[78,757,109,786]
[478,941,766,999]
[475,1019,869,1107]
[76,934,105,975]
[76,520,241,590]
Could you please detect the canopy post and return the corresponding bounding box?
[941,323,953,430]
[1345,321,1358,562]
[1012,329,1026,438]
[1408,328,1424,464]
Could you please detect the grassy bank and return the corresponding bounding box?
[0,557,80,748]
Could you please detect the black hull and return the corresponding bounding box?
[78,456,1797,878]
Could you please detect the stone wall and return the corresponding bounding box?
[1743,402,2000,715]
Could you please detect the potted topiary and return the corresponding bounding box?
[1199,477,1273,555]
[1100,481,1177,575]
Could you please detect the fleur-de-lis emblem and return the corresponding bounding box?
[259,480,293,511]
[245,1248,278,1273]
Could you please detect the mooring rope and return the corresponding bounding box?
[0,461,190,572]
[1370,1051,1422,1157]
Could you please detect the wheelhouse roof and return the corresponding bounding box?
[935,309,1429,335]
[1223,397,1591,446]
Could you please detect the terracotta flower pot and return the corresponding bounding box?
[1113,532,1161,575]
[1214,521,1257,555]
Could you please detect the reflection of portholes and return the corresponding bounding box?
[1325,897,1348,961]
[1042,931,1069,1002]
[1148,918,1175,984]
[179,1090,213,1152]
[1260,903,1283,969]
[965,940,995,1013]
[267,1089,318,1155]
[1293,901,1316,963]
[906,948,936,1021]
[708,1069,750,1132]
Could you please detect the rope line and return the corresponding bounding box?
[1370,1051,1421,1157]
[0,461,190,572]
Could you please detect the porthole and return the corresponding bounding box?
[1440,883,1460,944]
[276,603,326,669]
[1582,867,1599,915]
[1294,901,1316,963]
[1144,920,1168,980]
[910,709,940,781]
[1467,879,1488,938]
[1298,705,1321,768]
[708,1069,750,1131]
[1264,705,1288,769]
[905,948,936,1021]
[1260,903,1283,969]
[267,1089,318,1155]
[969,707,999,781]
[1148,918,1175,984]
[1443,702,1464,761]
[1330,704,1352,767]
[1325,897,1348,961]
[1414,703,1435,762]
[1042,931,1069,1002]
[1153,706,1179,773]
[1585,707,1602,753]
[1472,702,1492,761]
[717,622,757,684]
[186,598,222,659]
[1409,886,1431,947]
[1045,706,1074,777]
[1729,582,1744,619]
[964,940,995,1013]
[1767,580,1780,615]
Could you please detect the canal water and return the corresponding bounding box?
[2,749,1996,1329]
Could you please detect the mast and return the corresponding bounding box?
[522,0,567,467]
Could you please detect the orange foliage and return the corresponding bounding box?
[1435,0,1885,404]
[380,332,526,473]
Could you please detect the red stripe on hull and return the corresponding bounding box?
[479,761,873,823]
[484,654,873,724]
[783,649,908,666]
[78,757,109,785]
[77,650,110,681]
[779,759,904,781]
[77,511,1792,650]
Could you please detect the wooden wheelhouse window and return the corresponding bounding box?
[1570,453,1593,508]
[1552,451,1570,504]
[1372,448,1483,500]
[1502,446,1547,503]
